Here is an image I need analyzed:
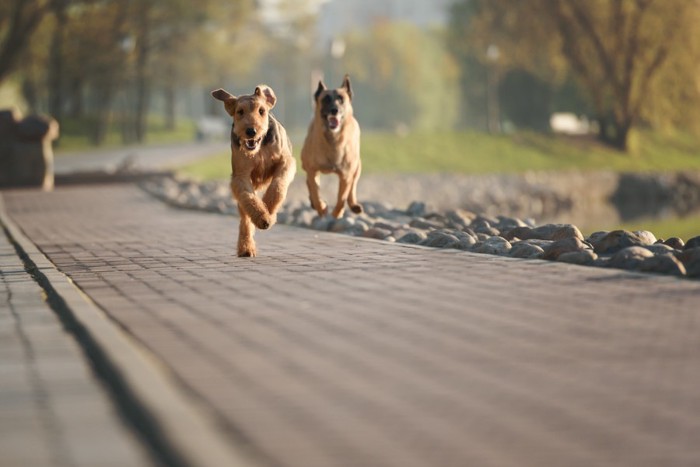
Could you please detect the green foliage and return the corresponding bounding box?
[56,116,196,152]
[340,23,461,132]
[448,0,700,151]
[614,216,700,244]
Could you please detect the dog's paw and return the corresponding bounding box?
[350,204,363,214]
[314,203,328,218]
[238,247,257,257]
[252,213,272,230]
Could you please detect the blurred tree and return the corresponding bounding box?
[5,0,259,145]
[58,0,131,144]
[129,0,258,141]
[547,0,698,150]
[0,0,56,84]
[47,0,69,123]
[448,0,569,132]
[449,0,700,151]
[342,22,460,132]
[258,0,319,130]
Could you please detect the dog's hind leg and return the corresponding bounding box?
[237,205,257,257]
[231,176,271,230]
[348,160,363,214]
[306,170,328,217]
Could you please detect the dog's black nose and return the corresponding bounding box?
[330,108,339,116]
[246,128,256,137]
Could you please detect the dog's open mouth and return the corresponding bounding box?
[244,138,261,151]
[327,116,340,131]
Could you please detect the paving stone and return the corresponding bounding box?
[0,218,153,467]
[3,184,700,467]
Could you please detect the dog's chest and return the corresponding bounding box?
[241,153,279,188]
[317,139,352,173]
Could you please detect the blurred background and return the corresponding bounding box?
[2,0,700,236]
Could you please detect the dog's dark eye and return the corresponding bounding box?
[337,96,344,104]
[259,108,265,116]
[322,95,331,104]
[236,109,244,116]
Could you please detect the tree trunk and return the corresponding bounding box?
[48,0,69,142]
[91,85,113,146]
[597,115,630,151]
[67,78,84,118]
[0,0,48,84]
[164,84,176,131]
[134,4,150,143]
[612,121,631,152]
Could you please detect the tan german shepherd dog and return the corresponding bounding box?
[301,75,362,218]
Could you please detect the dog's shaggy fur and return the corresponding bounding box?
[301,75,362,219]
[212,85,295,257]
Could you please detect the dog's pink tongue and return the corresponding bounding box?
[328,117,339,129]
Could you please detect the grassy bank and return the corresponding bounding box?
[55,117,197,153]
[614,215,700,242]
[177,130,700,180]
[175,129,700,241]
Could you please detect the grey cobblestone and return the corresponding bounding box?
[3,184,700,467]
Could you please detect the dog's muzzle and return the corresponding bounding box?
[327,116,340,131]
[244,138,261,151]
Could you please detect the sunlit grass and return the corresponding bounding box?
[610,215,700,243]
[177,129,700,180]
[55,116,197,153]
[178,148,231,180]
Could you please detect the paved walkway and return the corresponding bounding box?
[2,183,700,467]
[0,201,152,466]
[54,141,227,175]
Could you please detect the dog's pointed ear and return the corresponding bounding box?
[255,85,277,109]
[341,74,352,100]
[314,80,327,102]
[211,88,237,116]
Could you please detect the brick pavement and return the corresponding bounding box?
[0,207,153,466]
[3,183,700,467]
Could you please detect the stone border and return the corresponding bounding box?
[0,193,257,467]
[140,175,700,279]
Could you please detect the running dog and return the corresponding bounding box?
[211,85,295,257]
[301,75,362,218]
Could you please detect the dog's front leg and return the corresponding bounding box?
[348,160,363,214]
[332,174,352,219]
[306,170,328,217]
[231,176,272,230]
[262,158,296,220]
[237,204,257,257]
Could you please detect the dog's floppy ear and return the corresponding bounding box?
[314,80,327,102]
[341,74,353,100]
[211,88,237,116]
[255,85,276,109]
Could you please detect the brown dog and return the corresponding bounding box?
[211,85,295,257]
[301,75,362,218]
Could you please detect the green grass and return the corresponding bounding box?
[360,130,700,173]
[55,116,197,153]
[177,129,700,180]
[177,149,232,180]
[611,216,700,243]
[175,129,700,240]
